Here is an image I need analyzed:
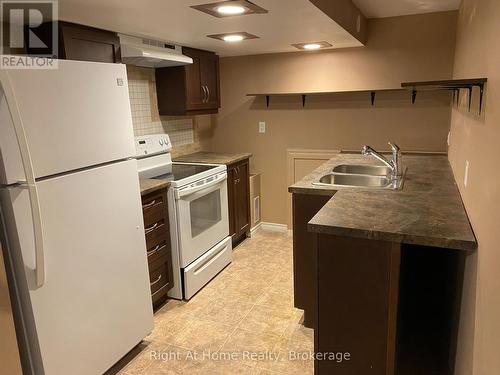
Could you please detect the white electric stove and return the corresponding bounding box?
[135,134,232,299]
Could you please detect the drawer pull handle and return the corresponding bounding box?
[147,244,166,257]
[142,200,157,209]
[150,274,162,287]
[152,283,169,297]
[145,223,159,234]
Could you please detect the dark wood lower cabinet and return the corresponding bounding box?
[141,188,174,308]
[396,245,465,375]
[292,193,332,328]
[227,159,251,246]
[312,233,466,375]
[292,193,468,375]
[315,234,400,375]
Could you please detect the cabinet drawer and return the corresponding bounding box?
[146,235,171,266]
[149,257,174,305]
[149,261,169,295]
[142,190,167,227]
[144,219,168,248]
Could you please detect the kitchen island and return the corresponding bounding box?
[288,153,476,375]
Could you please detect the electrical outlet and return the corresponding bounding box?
[447,131,451,146]
[464,160,470,187]
[259,121,266,133]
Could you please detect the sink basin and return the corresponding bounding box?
[314,173,394,189]
[332,164,392,176]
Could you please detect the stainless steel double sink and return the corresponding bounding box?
[313,164,406,190]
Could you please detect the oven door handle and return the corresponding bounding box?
[175,173,227,199]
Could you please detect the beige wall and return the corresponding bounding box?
[209,11,457,225]
[449,0,500,374]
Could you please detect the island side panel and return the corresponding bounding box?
[315,233,401,375]
[292,193,332,328]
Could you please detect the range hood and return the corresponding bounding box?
[119,34,193,68]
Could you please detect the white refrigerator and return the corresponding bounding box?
[0,59,154,375]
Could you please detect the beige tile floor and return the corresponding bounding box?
[109,230,314,375]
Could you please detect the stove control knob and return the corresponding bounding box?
[159,139,164,146]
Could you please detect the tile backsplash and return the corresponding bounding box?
[126,66,194,147]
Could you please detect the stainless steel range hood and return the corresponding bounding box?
[119,34,193,68]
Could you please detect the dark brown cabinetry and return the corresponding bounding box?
[227,159,250,246]
[292,193,332,329]
[141,188,174,307]
[155,47,220,115]
[28,22,121,63]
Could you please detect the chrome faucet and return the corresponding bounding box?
[361,142,403,178]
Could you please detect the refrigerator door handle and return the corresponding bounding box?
[0,72,45,288]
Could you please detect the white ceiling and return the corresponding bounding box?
[58,0,363,57]
[353,0,461,19]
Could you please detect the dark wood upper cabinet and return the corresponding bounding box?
[58,22,121,63]
[227,159,250,246]
[28,21,121,63]
[155,47,220,116]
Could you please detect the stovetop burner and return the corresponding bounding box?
[155,163,219,182]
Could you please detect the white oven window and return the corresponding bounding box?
[189,189,222,237]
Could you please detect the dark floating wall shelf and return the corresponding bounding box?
[248,78,487,114]
[247,88,405,108]
[401,78,488,114]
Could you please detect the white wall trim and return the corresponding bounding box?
[249,222,262,237]
[260,222,293,236]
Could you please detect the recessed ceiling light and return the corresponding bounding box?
[292,41,333,51]
[223,34,244,42]
[191,1,268,18]
[208,32,259,42]
[303,43,321,50]
[216,5,246,15]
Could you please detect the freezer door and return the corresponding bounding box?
[0,60,135,184]
[1,160,153,375]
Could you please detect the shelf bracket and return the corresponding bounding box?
[479,84,484,115]
[302,94,306,107]
[370,91,376,106]
[265,95,270,108]
[468,87,473,112]
[411,88,417,104]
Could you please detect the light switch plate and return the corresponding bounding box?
[259,121,266,133]
[464,160,470,187]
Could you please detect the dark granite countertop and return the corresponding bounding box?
[139,179,170,196]
[174,151,252,166]
[289,154,477,251]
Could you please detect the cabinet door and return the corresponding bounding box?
[227,166,237,238]
[59,22,121,63]
[201,53,220,109]
[235,162,250,235]
[183,48,209,111]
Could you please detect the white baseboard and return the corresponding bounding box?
[259,222,293,236]
[249,222,262,237]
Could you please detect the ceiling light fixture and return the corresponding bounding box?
[303,43,321,50]
[223,34,244,42]
[191,1,268,18]
[208,32,259,42]
[216,5,246,15]
[292,41,333,51]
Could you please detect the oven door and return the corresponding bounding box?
[175,172,229,267]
